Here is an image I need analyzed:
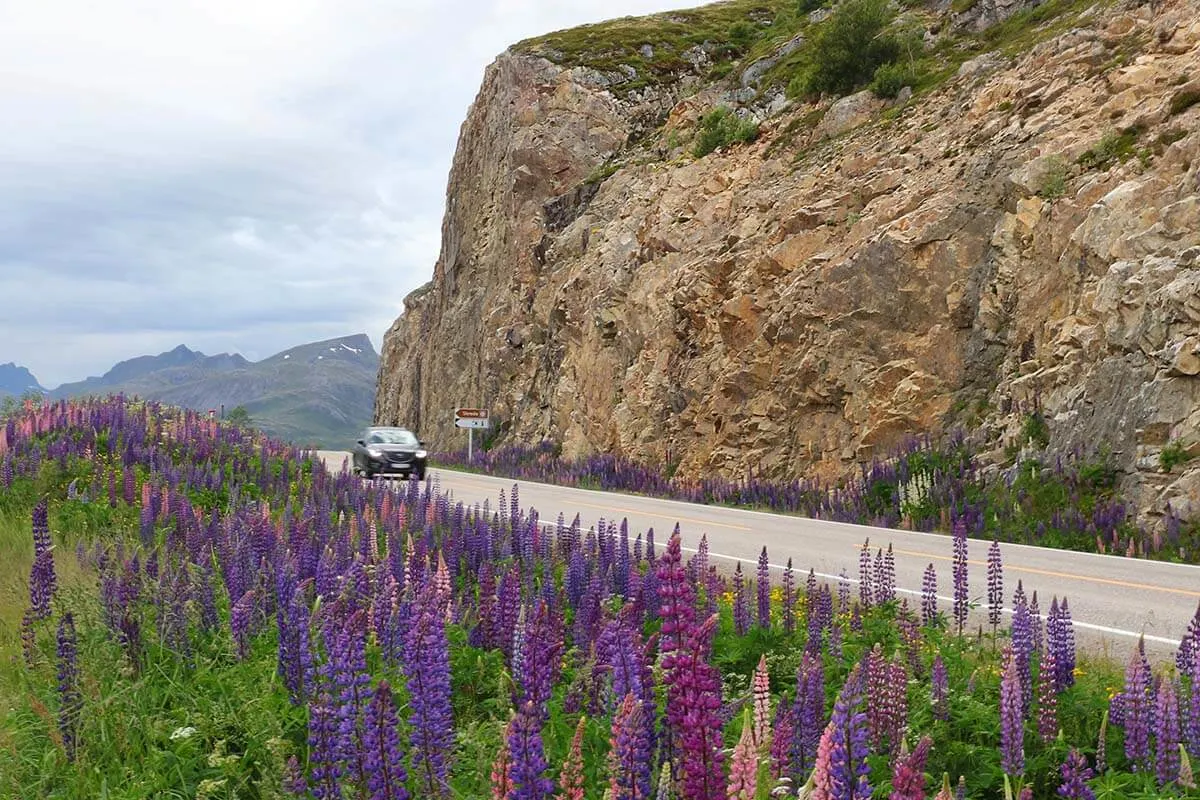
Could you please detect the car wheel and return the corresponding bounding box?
[415,467,426,481]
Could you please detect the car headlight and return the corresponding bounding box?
[415,449,427,459]
[367,447,382,458]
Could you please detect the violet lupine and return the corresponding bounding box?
[362,680,409,800]
[753,654,771,750]
[1057,598,1076,690]
[557,716,587,800]
[866,645,907,758]
[733,562,750,636]
[1000,646,1025,779]
[1037,648,1059,743]
[783,558,796,634]
[509,700,554,800]
[1121,645,1153,773]
[403,587,454,798]
[284,755,307,796]
[757,546,771,630]
[1029,591,1043,656]
[920,564,938,627]
[1057,748,1095,800]
[952,518,968,635]
[325,614,372,791]
[609,694,653,800]
[278,583,316,705]
[55,612,81,761]
[1187,647,1200,760]
[29,498,56,620]
[1156,678,1182,788]
[308,693,344,800]
[888,735,931,800]
[727,709,759,800]
[230,588,256,660]
[1010,582,1034,716]
[671,614,726,800]
[858,540,873,609]
[809,662,870,800]
[770,704,796,781]
[987,538,1003,634]
[931,655,949,722]
[792,651,826,781]
[1177,601,1200,680]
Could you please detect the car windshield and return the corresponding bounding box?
[366,429,418,445]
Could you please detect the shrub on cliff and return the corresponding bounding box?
[789,0,901,97]
[692,106,759,157]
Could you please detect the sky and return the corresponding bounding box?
[0,0,703,388]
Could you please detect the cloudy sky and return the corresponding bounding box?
[1,0,701,388]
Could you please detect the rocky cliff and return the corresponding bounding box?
[377,0,1200,525]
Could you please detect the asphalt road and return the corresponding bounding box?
[317,452,1197,661]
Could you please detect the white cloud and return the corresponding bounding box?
[0,0,703,387]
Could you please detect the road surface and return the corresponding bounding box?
[317,452,1197,661]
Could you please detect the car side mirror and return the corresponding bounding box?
[356,439,365,446]
[419,440,426,447]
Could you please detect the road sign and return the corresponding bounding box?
[455,418,490,429]
[454,407,490,459]
[455,408,488,420]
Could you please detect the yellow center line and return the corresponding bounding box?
[888,546,1200,598]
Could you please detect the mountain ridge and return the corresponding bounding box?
[48,334,378,447]
[0,363,46,397]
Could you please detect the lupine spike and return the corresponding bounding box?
[726,708,759,800]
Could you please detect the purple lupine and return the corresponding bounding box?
[770,704,797,781]
[1177,601,1200,679]
[362,680,409,800]
[1058,598,1076,689]
[325,613,372,789]
[987,538,1003,634]
[858,540,873,609]
[810,662,870,800]
[757,546,771,630]
[1186,648,1200,760]
[783,558,796,634]
[1156,678,1182,787]
[307,693,344,799]
[277,582,316,705]
[670,614,725,800]
[1000,646,1025,778]
[1122,644,1153,772]
[508,700,554,800]
[29,498,57,620]
[230,588,256,660]
[866,645,906,758]
[1037,648,1058,743]
[920,563,938,627]
[931,655,949,722]
[888,735,931,800]
[1029,591,1043,655]
[609,693,652,800]
[733,562,750,636]
[1057,748,1095,800]
[792,650,825,781]
[402,586,454,797]
[55,613,81,761]
[1010,582,1034,716]
[952,518,968,635]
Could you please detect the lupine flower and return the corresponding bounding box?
[1010,582,1034,716]
[670,614,726,800]
[55,613,81,761]
[1156,678,1182,787]
[757,546,771,630]
[284,755,307,796]
[1180,745,1196,789]
[733,562,749,636]
[792,651,825,781]
[556,716,586,800]
[610,694,652,800]
[1057,748,1095,799]
[770,703,796,780]
[362,680,409,800]
[308,692,344,799]
[1057,598,1076,690]
[727,709,759,800]
[1000,646,1025,778]
[921,564,938,627]
[1186,647,1200,760]
[1037,649,1058,743]
[952,518,968,635]
[932,774,953,800]
[783,559,796,634]
[888,735,931,800]
[403,586,454,797]
[1121,645,1152,772]
[858,540,873,609]
[753,654,771,750]
[931,655,949,722]
[509,700,554,800]
[809,663,870,800]
[1095,709,1108,774]
[20,606,36,668]
[490,721,514,800]
[987,538,1003,633]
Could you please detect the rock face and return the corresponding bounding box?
[378,0,1200,526]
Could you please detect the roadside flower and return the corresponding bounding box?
[727,709,759,800]
[1000,646,1025,778]
[1057,748,1095,800]
[888,735,931,800]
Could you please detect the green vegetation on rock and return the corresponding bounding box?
[692,106,760,156]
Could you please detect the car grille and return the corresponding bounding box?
[386,453,412,465]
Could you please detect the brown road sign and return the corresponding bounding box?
[455,408,488,419]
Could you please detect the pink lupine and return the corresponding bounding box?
[727,709,759,800]
[753,654,772,750]
[556,716,586,800]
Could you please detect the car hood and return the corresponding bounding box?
[366,443,420,453]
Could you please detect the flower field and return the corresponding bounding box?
[434,438,1200,563]
[2,396,1200,799]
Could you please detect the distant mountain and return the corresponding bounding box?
[0,363,46,397]
[50,335,378,448]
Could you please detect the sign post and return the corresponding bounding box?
[454,408,490,460]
